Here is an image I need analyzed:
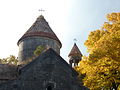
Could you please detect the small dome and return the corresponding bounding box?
[68,43,83,67]
[68,43,82,57]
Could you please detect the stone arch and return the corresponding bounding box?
[46,83,54,90]
[46,85,52,90]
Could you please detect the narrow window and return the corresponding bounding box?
[47,85,52,90]
[46,83,54,90]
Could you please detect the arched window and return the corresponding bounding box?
[47,85,52,90]
[46,83,54,90]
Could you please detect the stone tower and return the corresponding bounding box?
[17,15,62,62]
[68,43,82,67]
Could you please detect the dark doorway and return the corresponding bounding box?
[47,85,52,90]
[46,83,54,90]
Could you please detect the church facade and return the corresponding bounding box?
[0,14,88,90]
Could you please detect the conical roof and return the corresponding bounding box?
[68,43,82,57]
[17,15,62,48]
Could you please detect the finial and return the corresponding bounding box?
[39,9,45,15]
[74,38,77,43]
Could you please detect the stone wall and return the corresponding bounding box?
[0,64,18,84]
[18,36,61,62]
[0,49,88,90]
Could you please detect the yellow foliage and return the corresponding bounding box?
[0,55,18,65]
[106,13,120,23]
[77,12,120,90]
[34,45,45,56]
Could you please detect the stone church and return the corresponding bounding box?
[0,14,88,90]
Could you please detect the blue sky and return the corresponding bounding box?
[0,0,120,62]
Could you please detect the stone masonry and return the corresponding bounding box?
[0,49,88,90]
[17,15,62,62]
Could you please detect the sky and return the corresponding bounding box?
[0,0,120,62]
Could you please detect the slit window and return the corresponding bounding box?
[47,85,52,90]
[46,83,54,90]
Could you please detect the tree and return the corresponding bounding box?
[19,45,46,65]
[34,45,45,56]
[0,55,18,65]
[76,12,120,90]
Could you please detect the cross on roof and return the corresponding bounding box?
[39,9,45,15]
[74,38,77,43]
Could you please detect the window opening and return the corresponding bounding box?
[47,85,52,90]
